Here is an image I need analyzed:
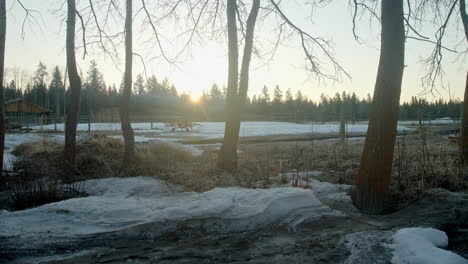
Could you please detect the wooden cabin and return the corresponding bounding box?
[4,98,50,117]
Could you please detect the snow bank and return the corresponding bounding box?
[0,177,342,247]
[390,227,468,264]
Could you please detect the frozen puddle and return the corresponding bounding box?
[0,177,344,250]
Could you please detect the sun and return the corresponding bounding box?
[190,94,200,103]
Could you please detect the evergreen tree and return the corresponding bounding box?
[49,66,65,115]
[134,74,145,95]
[273,85,283,104]
[210,83,223,99]
[261,85,270,103]
[84,60,106,115]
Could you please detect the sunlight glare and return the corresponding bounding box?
[190,94,200,103]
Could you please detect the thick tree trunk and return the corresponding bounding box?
[459,0,468,161]
[217,0,260,171]
[0,1,5,173]
[217,0,239,171]
[120,0,135,163]
[352,0,405,215]
[461,73,468,160]
[64,0,82,178]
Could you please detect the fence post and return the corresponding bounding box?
[54,116,57,132]
[151,119,153,129]
[88,116,91,132]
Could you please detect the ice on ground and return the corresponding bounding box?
[32,121,413,139]
[110,135,204,156]
[344,230,394,264]
[0,176,343,248]
[390,227,468,264]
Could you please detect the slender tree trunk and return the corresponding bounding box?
[0,0,6,173]
[64,0,82,178]
[217,0,239,171]
[120,0,135,163]
[339,102,346,147]
[217,0,260,171]
[459,0,468,161]
[351,0,405,215]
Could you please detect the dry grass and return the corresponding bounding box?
[12,135,195,180]
[11,129,468,200]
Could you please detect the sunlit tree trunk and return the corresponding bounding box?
[217,0,260,171]
[120,0,135,163]
[459,0,468,161]
[0,0,5,172]
[217,0,239,171]
[352,0,405,215]
[64,0,82,178]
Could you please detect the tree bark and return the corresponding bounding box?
[64,0,82,178]
[120,0,135,163]
[459,0,468,161]
[217,0,239,171]
[217,0,260,171]
[339,102,346,147]
[0,0,5,173]
[351,0,405,215]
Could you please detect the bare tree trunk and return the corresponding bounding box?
[461,73,468,160]
[64,65,67,116]
[0,0,5,173]
[459,0,468,161]
[217,0,239,171]
[64,0,82,178]
[352,0,405,215]
[339,102,346,147]
[217,0,260,171]
[120,0,135,163]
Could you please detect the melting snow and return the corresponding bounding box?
[390,227,468,264]
[0,176,343,248]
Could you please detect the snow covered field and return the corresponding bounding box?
[32,121,414,140]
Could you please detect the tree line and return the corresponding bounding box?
[3,62,463,122]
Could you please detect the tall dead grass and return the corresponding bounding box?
[10,129,468,200]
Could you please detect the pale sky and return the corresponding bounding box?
[4,0,467,102]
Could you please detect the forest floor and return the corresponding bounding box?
[1,121,468,263]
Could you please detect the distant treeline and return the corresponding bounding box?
[4,61,463,122]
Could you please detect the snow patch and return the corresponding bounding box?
[390,227,468,264]
[0,177,343,248]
